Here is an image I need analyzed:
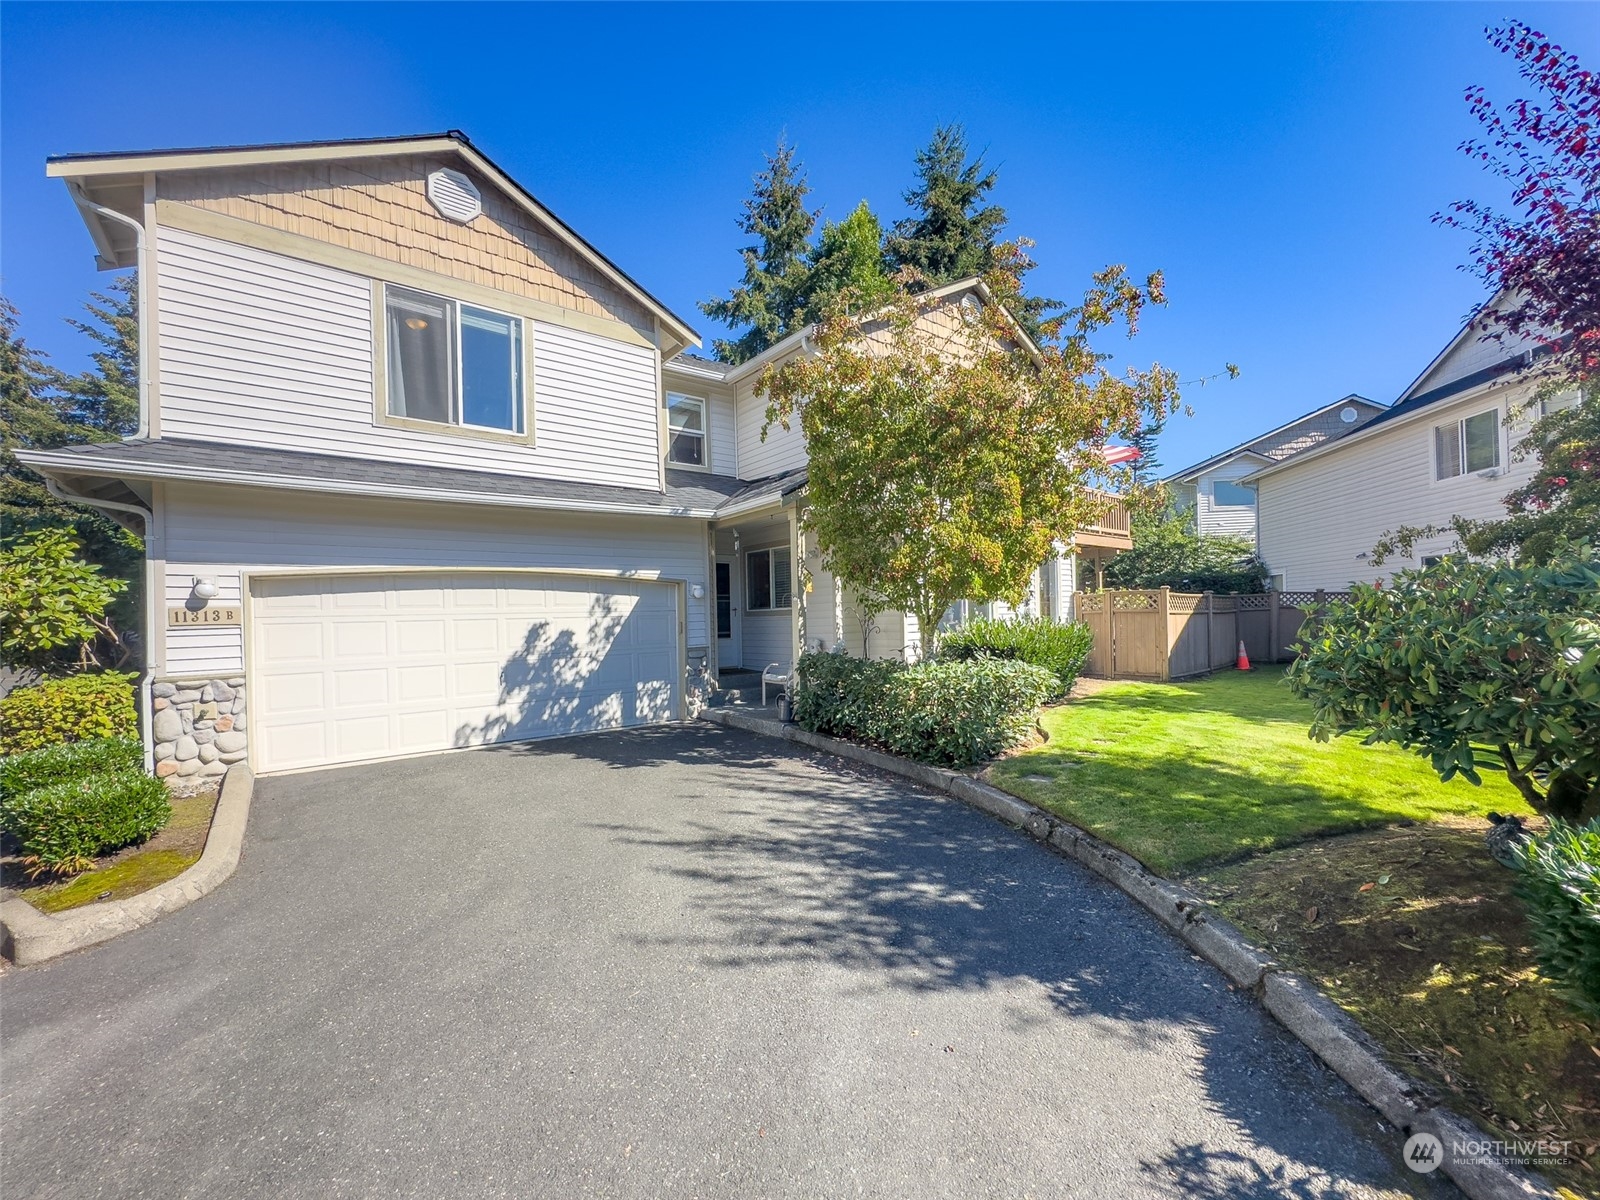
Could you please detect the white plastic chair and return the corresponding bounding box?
[761,662,792,705]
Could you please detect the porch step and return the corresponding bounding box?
[706,686,770,707]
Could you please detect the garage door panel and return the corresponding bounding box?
[251,572,680,772]
[332,621,389,659]
[260,622,324,665]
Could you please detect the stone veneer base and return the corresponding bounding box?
[151,676,248,790]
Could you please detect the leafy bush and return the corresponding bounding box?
[1286,547,1600,822]
[792,651,1055,767]
[1513,819,1600,1020]
[939,617,1093,700]
[1103,511,1269,593]
[0,528,129,672]
[0,737,142,798]
[0,672,137,755]
[0,769,170,877]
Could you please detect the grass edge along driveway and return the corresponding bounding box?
[987,668,1530,877]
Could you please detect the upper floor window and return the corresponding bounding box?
[667,393,706,466]
[1434,409,1498,480]
[1541,388,1581,416]
[1212,480,1256,507]
[746,547,792,610]
[384,284,524,434]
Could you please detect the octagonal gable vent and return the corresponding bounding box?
[1339,405,1359,423]
[426,168,483,224]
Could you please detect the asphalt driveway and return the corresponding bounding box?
[2,723,1453,1199]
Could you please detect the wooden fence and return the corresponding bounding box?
[1076,588,1350,681]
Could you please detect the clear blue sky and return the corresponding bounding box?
[3,2,1594,474]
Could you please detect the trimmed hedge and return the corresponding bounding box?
[0,737,143,799]
[938,617,1093,701]
[0,769,171,877]
[792,651,1055,767]
[0,672,137,755]
[1514,818,1600,1020]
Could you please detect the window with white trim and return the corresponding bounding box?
[1434,409,1499,479]
[1541,389,1580,416]
[746,547,792,610]
[384,284,525,433]
[667,393,706,466]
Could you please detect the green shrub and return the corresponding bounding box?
[938,617,1093,700]
[0,737,143,798]
[1513,819,1600,1020]
[1286,548,1599,822]
[0,672,137,755]
[792,651,1055,768]
[0,769,170,877]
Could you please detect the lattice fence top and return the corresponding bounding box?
[1078,593,1106,613]
[1279,590,1352,607]
[1236,593,1270,610]
[1112,592,1160,611]
[1167,594,1201,613]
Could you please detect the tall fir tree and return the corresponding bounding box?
[1128,416,1165,489]
[57,275,140,437]
[802,201,894,322]
[886,125,1055,336]
[700,138,818,364]
[885,124,1010,285]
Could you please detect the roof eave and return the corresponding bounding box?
[15,449,720,521]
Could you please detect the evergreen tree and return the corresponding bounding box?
[56,275,140,437]
[701,138,818,364]
[886,124,1010,285]
[1,287,143,657]
[1128,416,1165,489]
[802,201,894,322]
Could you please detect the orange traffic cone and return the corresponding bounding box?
[1236,640,1251,671]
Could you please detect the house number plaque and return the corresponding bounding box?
[168,605,242,627]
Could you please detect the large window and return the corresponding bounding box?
[385,284,525,434]
[1212,480,1256,508]
[746,547,792,610]
[667,393,706,466]
[1434,409,1499,479]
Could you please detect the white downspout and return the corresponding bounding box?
[56,185,156,770]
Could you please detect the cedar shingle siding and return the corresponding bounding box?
[158,157,654,335]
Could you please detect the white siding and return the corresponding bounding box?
[741,612,793,671]
[160,483,708,676]
[1257,381,1540,591]
[708,389,738,476]
[1195,459,1262,541]
[155,226,662,489]
[735,376,807,480]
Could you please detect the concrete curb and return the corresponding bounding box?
[703,707,1555,1200]
[1,764,255,967]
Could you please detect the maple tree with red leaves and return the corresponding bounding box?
[1441,19,1600,380]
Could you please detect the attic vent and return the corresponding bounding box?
[426,168,483,224]
[1339,406,1359,423]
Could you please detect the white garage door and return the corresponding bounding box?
[251,572,680,772]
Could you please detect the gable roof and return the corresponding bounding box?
[47,130,700,354]
[1164,394,1385,483]
[667,276,1037,384]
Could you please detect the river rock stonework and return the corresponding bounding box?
[151,676,247,791]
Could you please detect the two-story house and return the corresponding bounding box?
[19,132,1131,779]
[1249,307,1570,591]
[1164,394,1387,543]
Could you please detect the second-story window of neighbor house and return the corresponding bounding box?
[1434,409,1499,480]
[746,547,792,610]
[385,284,524,434]
[1212,480,1256,507]
[667,393,706,466]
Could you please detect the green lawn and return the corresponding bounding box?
[988,669,1532,876]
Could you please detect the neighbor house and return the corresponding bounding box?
[1164,394,1386,543]
[1250,306,1572,591]
[18,132,1131,779]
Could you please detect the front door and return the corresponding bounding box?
[715,557,741,668]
